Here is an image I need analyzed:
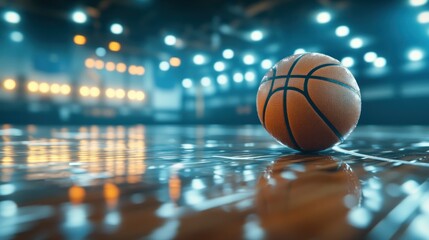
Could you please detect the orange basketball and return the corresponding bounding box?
[256,53,361,152]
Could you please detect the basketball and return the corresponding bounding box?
[256,53,361,152]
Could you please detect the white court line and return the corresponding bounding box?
[333,146,429,168]
[368,180,429,239]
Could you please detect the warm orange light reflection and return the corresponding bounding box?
[39,82,50,93]
[169,57,181,67]
[27,81,38,93]
[50,83,60,94]
[127,90,136,100]
[79,86,90,96]
[85,58,95,68]
[116,63,126,73]
[136,91,145,101]
[136,66,145,75]
[104,183,120,208]
[73,35,86,45]
[169,174,181,203]
[106,88,115,98]
[90,87,100,97]
[60,84,71,95]
[69,185,86,205]
[128,65,136,75]
[106,62,115,71]
[3,78,16,91]
[115,88,125,99]
[108,41,121,52]
[95,60,104,70]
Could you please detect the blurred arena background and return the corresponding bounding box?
[0,0,428,125]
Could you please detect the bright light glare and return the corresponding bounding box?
[243,54,255,65]
[341,57,355,68]
[182,78,193,88]
[250,30,264,41]
[193,54,206,65]
[316,12,331,24]
[233,73,244,83]
[3,79,16,91]
[245,71,256,82]
[408,49,424,61]
[294,48,306,55]
[10,31,23,42]
[222,49,234,59]
[200,77,211,87]
[214,61,226,72]
[39,82,50,93]
[217,75,228,85]
[27,81,38,92]
[374,57,387,68]
[335,26,350,37]
[110,23,123,34]
[4,11,20,24]
[50,83,60,94]
[410,0,427,7]
[72,11,87,24]
[364,52,378,62]
[350,37,364,49]
[261,59,273,69]
[108,41,121,52]
[159,61,170,71]
[164,35,177,46]
[418,11,429,23]
[80,86,89,97]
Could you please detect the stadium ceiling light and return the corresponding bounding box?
[200,77,211,87]
[217,75,228,85]
[410,0,427,7]
[233,73,244,83]
[222,49,234,59]
[213,61,226,72]
[374,57,387,68]
[182,78,193,88]
[245,71,256,82]
[250,30,264,41]
[316,12,331,24]
[159,61,170,71]
[408,49,424,61]
[335,26,350,37]
[10,31,23,42]
[341,57,355,68]
[294,48,306,55]
[350,37,364,49]
[164,35,177,46]
[4,11,20,24]
[110,23,124,35]
[193,54,206,65]
[364,52,378,62]
[418,11,429,23]
[261,59,273,69]
[243,54,256,65]
[71,10,87,24]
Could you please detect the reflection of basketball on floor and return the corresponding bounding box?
[256,53,361,152]
[256,155,361,239]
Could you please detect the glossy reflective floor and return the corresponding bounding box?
[1,125,429,239]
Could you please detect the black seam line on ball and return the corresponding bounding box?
[304,63,344,142]
[261,66,277,128]
[271,87,305,95]
[282,53,308,151]
[262,74,360,97]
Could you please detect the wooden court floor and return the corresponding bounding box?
[0,125,428,239]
